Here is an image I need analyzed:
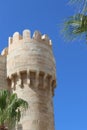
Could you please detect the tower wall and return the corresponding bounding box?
[7,30,56,130]
[0,55,7,89]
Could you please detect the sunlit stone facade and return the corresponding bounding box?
[0,29,56,130]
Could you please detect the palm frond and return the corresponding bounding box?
[0,89,28,129]
[0,90,9,110]
[62,13,87,41]
[68,0,87,14]
[7,93,28,127]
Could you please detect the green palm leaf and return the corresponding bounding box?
[0,89,28,129]
[62,13,87,41]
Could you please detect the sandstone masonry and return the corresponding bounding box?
[0,29,56,130]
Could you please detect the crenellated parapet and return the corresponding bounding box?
[8,30,52,52]
[7,30,56,81]
[7,29,56,96]
[0,29,56,130]
[1,48,8,56]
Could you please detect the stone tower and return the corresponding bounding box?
[1,29,56,130]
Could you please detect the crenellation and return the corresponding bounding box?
[1,29,56,130]
[8,37,13,45]
[23,29,31,42]
[49,40,52,46]
[1,48,8,56]
[7,30,52,50]
[42,34,49,41]
[41,34,51,46]
[13,32,22,42]
[33,31,42,41]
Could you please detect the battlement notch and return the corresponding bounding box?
[8,29,52,48]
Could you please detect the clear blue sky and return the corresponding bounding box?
[0,0,87,130]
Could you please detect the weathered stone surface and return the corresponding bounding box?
[0,29,56,130]
[0,56,7,89]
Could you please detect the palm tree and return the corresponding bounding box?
[62,0,87,41]
[62,13,87,41]
[0,89,28,130]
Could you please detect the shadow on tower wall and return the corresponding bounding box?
[16,124,23,130]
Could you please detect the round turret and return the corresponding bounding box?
[7,29,56,130]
